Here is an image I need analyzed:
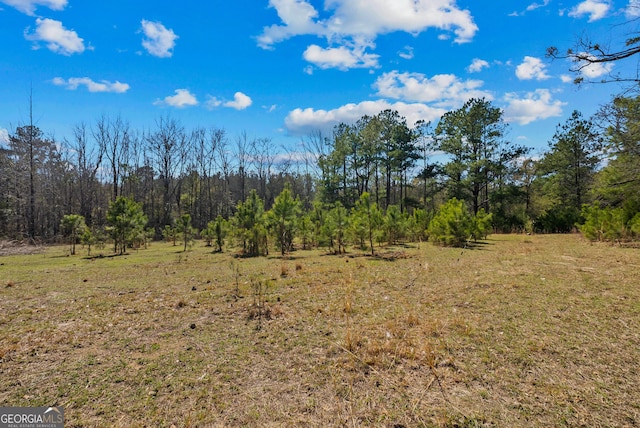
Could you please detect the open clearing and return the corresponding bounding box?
[1,234,639,427]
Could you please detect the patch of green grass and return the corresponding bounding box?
[1,235,639,426]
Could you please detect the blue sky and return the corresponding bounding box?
[0,0,637,157]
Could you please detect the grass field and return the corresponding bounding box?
[1,234,639,427]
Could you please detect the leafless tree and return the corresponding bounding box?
[547,10,640,88]
[250,137,275,204]
[235,131,249,202]
[69,122,103,225]
[215,134,233,217]
[93,115,131,202]
[146,115,186,227]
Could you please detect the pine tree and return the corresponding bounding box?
[177,213,194,252]
[267,184,301,256]
[233,190,267,256]
[428,198,473,247]
[60,214,87,255]
[350,192,382,255]
[106,196,148,255]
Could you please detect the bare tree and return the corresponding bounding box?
[547,10,640,87]
[8,125,45,239]
[121,129,143,200]
[146,116,186,227]
[215,135,233,217]
[93,115,131,202]
[193,127,226,224]
[28,93,36,239]
[250,137,274,204]
[69,122,103,225]
[235,131,249,202]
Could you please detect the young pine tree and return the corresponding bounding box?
[60,214,87,255]
[267,184,301,256]
[428,198,473,247]
[106,197,148,255]
[177,213,195,252]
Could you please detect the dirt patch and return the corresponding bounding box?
[0,240,45,257]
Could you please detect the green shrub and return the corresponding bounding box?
[384,205,406,245]
[428,198,473,247]
[535,205,581,233]
[578,203,628,242]
[630,213,640,238]
[472,208,493,240]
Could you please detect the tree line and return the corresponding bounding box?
[0,115,312,241]
[2,95,639,249]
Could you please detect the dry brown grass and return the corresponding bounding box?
[0,240,45,256]
[1,234,639,426]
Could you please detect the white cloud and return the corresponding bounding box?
[154,89,198,108]
[510,0,550,16]
[626,0,640,18]
[467,58,489,73]
[206,92,253,110]
[503,89,566,125]
[257,0,324,48]
[324,0,477,43]
[259,0,478,46]
[271,151,313,165]
[303,43,379,70]
[141,20,178,58]
[568,0,611,21]
[52,77,130,93]
[373,71,492,108]
[398,46,414,60]
[0,0,66,15]
[516,56,550,80]
[258,0,478,69]
[24,18,86,56]
[224,92,253,110]
[206,96,222,109]
[576,54,614,79]
[526,0,550,12]
[285,100,446,136]
[560,74,574,83]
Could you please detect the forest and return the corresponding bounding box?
[1,95,639,253]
